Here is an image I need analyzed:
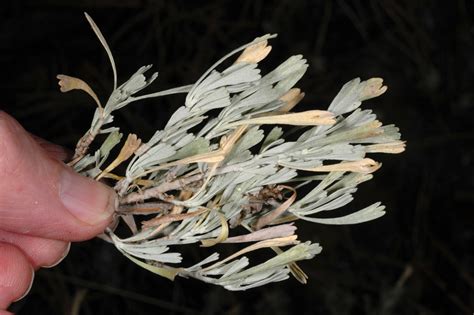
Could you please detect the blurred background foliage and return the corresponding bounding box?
[1,0,473,314]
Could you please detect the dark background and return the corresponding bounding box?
[1,1,473,314]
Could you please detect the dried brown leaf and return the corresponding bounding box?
[56,74,102,109]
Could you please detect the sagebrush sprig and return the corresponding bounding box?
[58,13,405,290]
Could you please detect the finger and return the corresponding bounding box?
[0,111,116,241]
[29,134,71,161]
[0,243,34,310]
[0,229,70,269]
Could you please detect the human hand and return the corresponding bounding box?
[0,111,116,313]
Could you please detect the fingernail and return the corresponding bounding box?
[60,168,116,225]
[43,242,71,269]
[13,266,34,302]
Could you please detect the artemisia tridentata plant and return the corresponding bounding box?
[57,13,405,290]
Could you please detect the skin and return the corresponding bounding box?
[0,111,116,312]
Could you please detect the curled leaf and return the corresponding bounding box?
[201,235,299,272]
[294,158,382,174]
[201,211,230,247]
[271,246,308,284]
[97,134,141,180]
[122,252,179,281]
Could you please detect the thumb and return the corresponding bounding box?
[0,111,116,241]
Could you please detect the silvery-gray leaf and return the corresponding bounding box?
[122,248,182,264]
[173,133,195,149]
[233,85,279,110]
[296,189,357,215]
[226,82,255,93]
[261,127,283,152]
[143,130,164,148]
[311,144,366,161]
[327,78,362,115]
[222,242,321,283]
[295,202,386,224]
[221,258,251,278]
[258,168,297,186]
[134,143,176,167]
[226,150,253,165]
[224,269,290,291]
[185,253,220,272]
[84,167,101,178]
[259,55,308,86]
[127,143,176,178]
[328,173,373,192]
[275,159,318,171]
[197,118,219,138]
[118,242,169,255]
[206,63,261,91]
[171,137,210,161]
[225,127,263,161]
[99,131,122,158]
[243,99,284,117]
[294,172,344,206]
[221,183,241,202]
[260,138,285,154]
[193,70,221,95]
[194,87,231,111]
[357,125,401,143]
[202,257,249,276]
[162,116,207,143]
[165,106,190,128]
[120,227,158,243]
[343,109,377,128]
[179,174,235,207]
[118,65,158,96]
[260,142,296,156]
[73,154,97,172]
[274,67,307,94]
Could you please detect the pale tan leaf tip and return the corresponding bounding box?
[279,88,305,112]
[366,141,406,154]
[361,78,388,101]
[56,74,81,93]
[235,39,272,64]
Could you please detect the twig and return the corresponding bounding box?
[120,174,203,204]
[70,289,88,315]
[254,185,296,230]
[118,202,174,215]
